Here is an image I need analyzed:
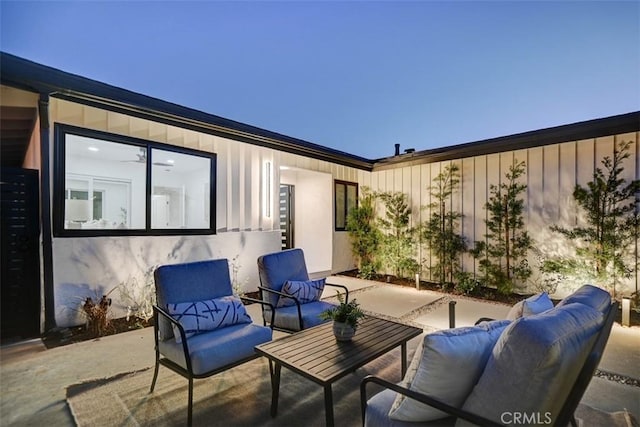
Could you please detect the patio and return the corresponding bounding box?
[1,276,638,425]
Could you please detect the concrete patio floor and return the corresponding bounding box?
[1,276,638,426]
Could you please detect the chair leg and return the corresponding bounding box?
[149,358,160,393]
[187,377,194,426]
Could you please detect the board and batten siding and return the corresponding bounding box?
[366,133,639,297]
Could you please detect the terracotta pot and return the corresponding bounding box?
[333,321,356,341]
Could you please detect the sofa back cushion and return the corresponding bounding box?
[557,284,611,314]
[388,320,510,422]
[458,302,605,426]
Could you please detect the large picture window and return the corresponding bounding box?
[335,180,357,231]
[54,125,216,236]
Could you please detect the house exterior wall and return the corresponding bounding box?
[48,98,361,326]
[365,133,639,297]
[4,83,636,328]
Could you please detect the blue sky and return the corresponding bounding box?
[2,1,638,160]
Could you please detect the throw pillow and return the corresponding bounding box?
[276,278,326,308]
[167,295,252,343]
[506,292,553,321]
[388,320,510,422]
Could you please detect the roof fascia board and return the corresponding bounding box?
[1,52,373,171]
[373,111,640,171]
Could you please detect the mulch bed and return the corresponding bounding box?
[42,317,153,349]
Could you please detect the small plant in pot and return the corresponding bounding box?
[320,293,365,341]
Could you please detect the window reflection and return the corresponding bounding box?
[64,135,144,230]
[151,148,211,229]
[60,128,215,234]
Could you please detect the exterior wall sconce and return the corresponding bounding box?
[263,160,272,218]
[622,297,631,327]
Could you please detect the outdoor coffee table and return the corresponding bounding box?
[255,316,422,427]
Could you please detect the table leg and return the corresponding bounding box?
[401,342,408,376]
[270,362,281,417]
[324,384,334,427]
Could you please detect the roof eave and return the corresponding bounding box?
[373,111,640,171]
[0,52,374,171]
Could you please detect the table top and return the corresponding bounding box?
[255,316,422,385]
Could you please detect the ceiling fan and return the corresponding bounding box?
[121,148,173,167]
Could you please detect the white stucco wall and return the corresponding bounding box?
[52,231,281,327]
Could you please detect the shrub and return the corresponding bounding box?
[472,159,532,294]
[378,191,419,279]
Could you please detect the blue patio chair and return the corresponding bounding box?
[150,259,273,426]
[257,248,349,332]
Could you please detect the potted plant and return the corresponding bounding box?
[320,293,365,341]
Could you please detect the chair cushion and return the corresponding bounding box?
[154,259,234,340]
[167,296,252,343]
[557,284,611,314]
[276,278,326,307]
[158,322,272,376]
[388,320,510,422]
[458,302,605,426]
[265,300,335,331]
[257,249,310,306]
[506,292,553,321]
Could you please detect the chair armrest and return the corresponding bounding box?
[153,305,193,374]
[258,286,302,307]
[258,286,303,330]
[240,296,275,326]
[325,283,350,303]
[360,375,503,427]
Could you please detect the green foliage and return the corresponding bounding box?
[454,271,479,294]
[472,159,532,294]
[420,164,467,286]
[319,293,365,328]
[544,141,640,296]
[378,191,419,278]
[346,187,382,278]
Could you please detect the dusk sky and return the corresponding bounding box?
[1,1,638,160]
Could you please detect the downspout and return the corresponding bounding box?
[39,93,56,331]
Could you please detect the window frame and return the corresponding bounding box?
[53,124,216,237]
[334,180,358,231]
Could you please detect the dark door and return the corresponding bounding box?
[279,184,294,250]
[1,168,41,341]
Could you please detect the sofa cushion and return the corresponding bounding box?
[557,284,611,314]
[167,295,252,343]
[388,320,510,422]
[365,389,457,427]
[158,322,272,375]
[506,292,553,321]
[276,278,326,307]
[458,302,605,426]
